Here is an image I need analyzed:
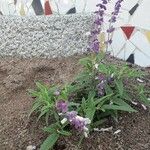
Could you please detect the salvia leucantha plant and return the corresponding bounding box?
[28,0,150,149]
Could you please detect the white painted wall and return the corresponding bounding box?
[63,0,150,67]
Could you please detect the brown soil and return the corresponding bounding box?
[0,55,150,150]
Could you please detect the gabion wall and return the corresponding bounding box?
[0,13,93,58]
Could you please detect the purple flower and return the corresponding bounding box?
[107,74,114,84]
[89,40,100,53]
[105,39,112,45]
[107,27,115,33]
[88,0,108,53]
[94,18,104,25]
[106,0,123,48]
[102,0,108,4]
[61,110,91,137]
[71,116,91,132]
[98,73,106,81]
[97,81,105,96]
[94,10,104,16]
[99,4,107,10]
[66,111,78,121]
[109,16,116,23]
[97,0,108,6]
[56,100,68,113]
[111,0,123,18]
[72,117,85,130]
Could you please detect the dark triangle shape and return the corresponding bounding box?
[44,0,53,15]
[32,0,44,15]
[126,54,135,64]
[129,3,139,15]
[66,7,76,14]
[121,26,135,40]
[14,0,17,5]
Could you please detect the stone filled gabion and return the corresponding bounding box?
[0,13,94,58]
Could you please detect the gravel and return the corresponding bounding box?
[0,13,94,58]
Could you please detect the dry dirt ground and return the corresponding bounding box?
[0,55,150,150]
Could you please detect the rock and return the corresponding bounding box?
[26,145,36,150]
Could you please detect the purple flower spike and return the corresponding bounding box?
[88,0,108,53]
[98,73,106,81]
[97,81,105,96]
[94,10,104,16]
[106,0,123,48]
[102,0,108,4]
[109,16,116,23]
[66,111,78,121]
[107,27,115,33]
[99,4,107,10]
[56,100,68,113]
[71,116,91,132]
[105,39,112,45]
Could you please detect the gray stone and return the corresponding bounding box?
[0,13,94,58]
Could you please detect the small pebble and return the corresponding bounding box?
[113,129,121,135]
[131,101,138,105]
[137,78,144,83]
[141,104,147,110]
[26,145,36,150]
[94,126,113,132]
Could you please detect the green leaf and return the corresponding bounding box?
[45,111,51,126]
[40,133,59,150]
[81,97,86,112]
[105,83,114,95]
[79,57,93,71]
[57,130,71,136]
[113,98,131,107]
[98,63,108,74]
[37,108,49,121]
[139,94,150,106]
[115,80,124,96]
[28,102,42,117]
[109,110,118,122]
[79,57,92,66]
[101,104,137,112]
[28,89,40,97]
[95,93,113,105]
[86,107,96,121]
[68,102,80,107]
[85,91,96,121]
[92,119,107,128]
[43,123,61,133]
[96,52,105,62]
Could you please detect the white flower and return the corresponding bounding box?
[58,113,63,116]
[111,73,114,78]
[84,118,91,124]
[95,76,99,80]
[61,118,67,124]
[94,63,99,69]
[83,126,89,132]
[84,132,88,138]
